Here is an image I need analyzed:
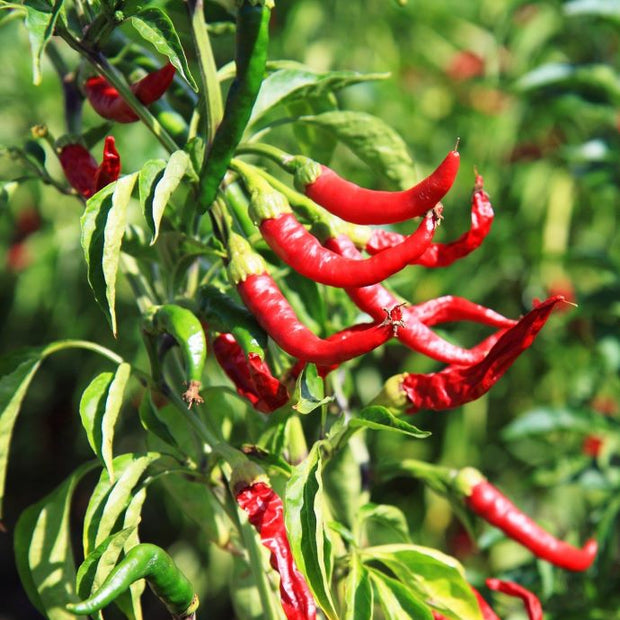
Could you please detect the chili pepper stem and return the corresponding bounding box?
[237,142,300,173]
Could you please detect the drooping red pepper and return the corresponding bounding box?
[234,161,439,288]
[227,233,404,365]
[294,148,460,225]
[485,579,543,620]
[59,136,121,198]
[364,172,494,267]
[235,481,317,620]
[84,63,176,123]
[376,296,565,412]
[457,467,597,571]
[213,332,289,413]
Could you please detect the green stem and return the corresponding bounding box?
[222,174,257,238]
[43,340,124,364]
[121,254,158,314]
[236,142,298,172]
[46,41,83,135]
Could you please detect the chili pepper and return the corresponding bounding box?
[293,148,460,225]
[145,304,207,407]
[325,233,515,365]
[59,136,121,198]
[235,480,317,620]
[198,1,272,213]
[456,467,597,571]
[66,543,199,619]
[227,232,403,365]
[432,585,500,620]
[364,173,494,267]
[235,161,440,287]
[85,63,176,123]
[213,332,289,413]
[486,579,542,620]
[375,296,565,411]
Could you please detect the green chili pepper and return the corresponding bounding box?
[145,304,207,407]
[197,0,272,213]
[66,543,199,619]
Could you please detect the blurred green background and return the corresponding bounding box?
[2,0,620,618]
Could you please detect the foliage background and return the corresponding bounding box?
[1,0,620,618]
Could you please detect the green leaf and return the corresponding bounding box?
[285,443,338,620]
[296,110,417,188]
[364,544,482,620]
[81,173,138,335]
[139,151,189,244]
[14,462,98,620]
[292,364,334,415]
[344,556,373,620]
[350,405,431,439]
[356,503,411,546]
[80,363,131,481]
[369,569,434,620]
[565,0,620,20]
[138,389,179,449]
[129,8,197,91]
[23,0,65,84]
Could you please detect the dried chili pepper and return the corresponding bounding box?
[213,332,289,413]
[235,160,439,287]
[364,172,494,267]
[293,148,459,225]
[235,480,317,620]
[198,0,272,212]
[59,136,121,198]
[486,579,543,620]
[375,296,565,412]
[85,63,176,123]
[66,543,199,619]
[227,233,403,365]
[456,467,597,571]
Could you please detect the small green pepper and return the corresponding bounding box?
[66,543,199,619]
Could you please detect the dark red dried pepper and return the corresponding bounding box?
[85,63,176,123]
[59,136,120,198]
[295,148,460,225]
[235,481,317,620]
[364,172,494,267]
[213,332,289,413]
[458,467,597,571]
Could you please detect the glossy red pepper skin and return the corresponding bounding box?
[486,579,542,620]
[213,332,289,413]
[85,63,176,123]
[467,479,597,571]
[366,173,494,267]
[59,136,121,198]
[259,211,438,287]
[236,481,317,620]
[300,149,460,225]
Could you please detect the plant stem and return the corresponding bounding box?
[46,42,83,135]
[43,340,124,364]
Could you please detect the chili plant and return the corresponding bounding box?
[0,0,607,619]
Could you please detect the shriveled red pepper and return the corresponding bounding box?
[227,233,404,365]
[456,467,597,571]
[376,296,565,412]
[235,480,317,620]
[59,136,120,198]
[486,579,543,620]
[234,161,439,288]
[294,148,460,225]
[213,332,289,413]
[364,172,494,267]
[85,63,176,123]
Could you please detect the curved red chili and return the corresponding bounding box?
[365,173,494,267]
[486,579,542,620]
[213,332,289,413]
[59,136,121,198]
[236,481,317,620]
[85,63,176,123]
[227,233,403,365]
[294,148,459,225]
[465,474,597,571]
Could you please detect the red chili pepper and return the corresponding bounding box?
[365,173,494,268]
[85,63,176,123]
[376,296,565,411]
[227,233,403,365]
[325,234,515,365]
[582,435,604,458]
[59,136,121,198]
[486,579,543,620]
[459,468,597,571]
[295,148,460,225]
[213,332,289,413]
[236,481,317,620]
